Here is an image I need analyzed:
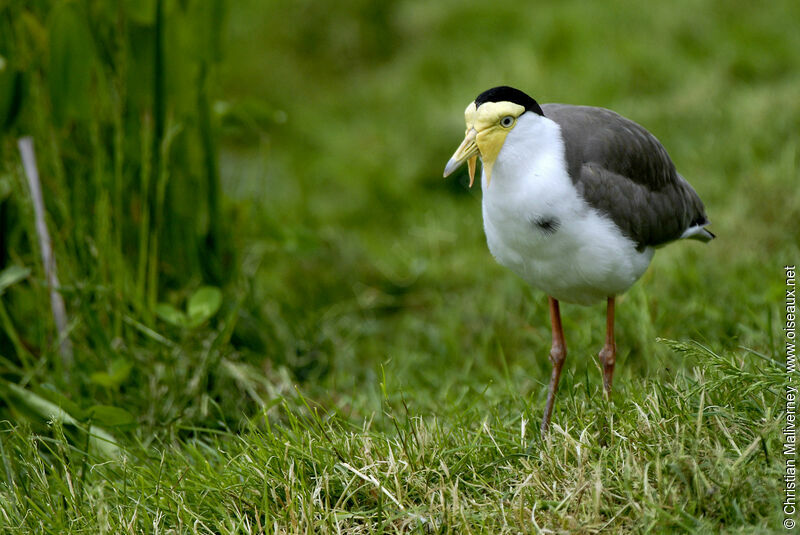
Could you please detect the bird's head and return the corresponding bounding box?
[443,86,544,187]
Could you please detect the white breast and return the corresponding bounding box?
[480,114,654,305]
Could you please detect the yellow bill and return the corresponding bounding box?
[443,127,479,187]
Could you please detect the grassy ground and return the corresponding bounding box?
[1,0,799,532]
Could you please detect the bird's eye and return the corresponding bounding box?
[500,116,515,127]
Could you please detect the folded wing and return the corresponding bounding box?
[543,103,712,249]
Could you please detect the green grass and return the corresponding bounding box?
[0,343,787,532]
[1,0,799,532]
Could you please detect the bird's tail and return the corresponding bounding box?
[680,224,715,242]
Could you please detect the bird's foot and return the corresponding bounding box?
[598,343,616,399]
[541,343,567,435]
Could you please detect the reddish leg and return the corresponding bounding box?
[598,297,617,398]
[541,296,567,435]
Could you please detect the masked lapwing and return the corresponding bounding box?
[443,86,714,434]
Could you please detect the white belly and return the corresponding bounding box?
[483,200,653,304]
[481,142,653,305]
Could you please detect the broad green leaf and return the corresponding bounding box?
[0,265,30,295]
[163,6,195,117]
[47,3,94,125]
[125,0,156,25]
[187,0,226,63]
[90,358,133,388]
[187,286,222,327]
[20,12,47,52]
[86,405,137,429]
[155,302,187,327]
[1,380,78,425]
[38,383,87,420]
[0,380,120,459]
[126,23,156,112]
[0,59,23,131]
[0,171,11,201]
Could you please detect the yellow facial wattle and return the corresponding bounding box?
[443,100,524,187]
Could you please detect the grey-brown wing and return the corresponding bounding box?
[542,103,709,248]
